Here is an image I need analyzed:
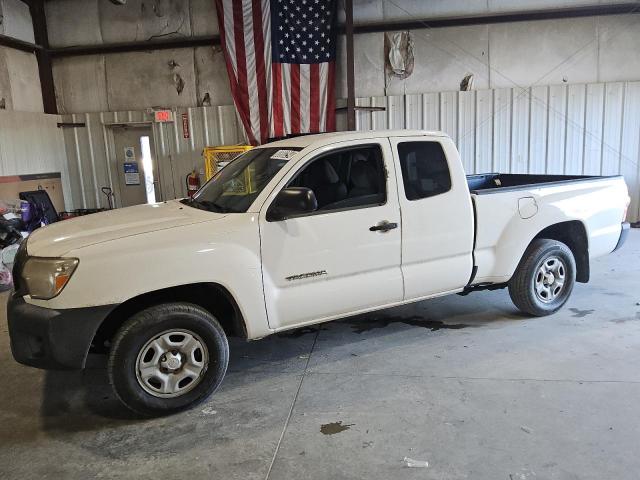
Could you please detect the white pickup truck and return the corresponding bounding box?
[8,130,630,415]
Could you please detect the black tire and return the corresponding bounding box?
[508,239,576,316]
[108,302,229,417]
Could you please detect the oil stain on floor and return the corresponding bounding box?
[277,326,327,338]
[345,315,474,334]
[569,308,595,318]
[610,312,640,324]
[320,421,354,435]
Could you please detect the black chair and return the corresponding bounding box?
[19,190,59,226]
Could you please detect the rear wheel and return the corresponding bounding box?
[508,239,576,316]
[108,302,229,416]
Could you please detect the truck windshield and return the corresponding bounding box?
[184,147,301,213]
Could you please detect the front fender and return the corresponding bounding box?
[25,214,272,339]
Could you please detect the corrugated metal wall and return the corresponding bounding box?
[0,110,73,209]
[60,105,244,209]
[337,81,640,221]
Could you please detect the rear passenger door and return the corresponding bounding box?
[259,140,403,330]
[389,137,475,299]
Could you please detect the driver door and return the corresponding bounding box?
[259,140,403,330]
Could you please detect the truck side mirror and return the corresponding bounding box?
[267,187,318,221]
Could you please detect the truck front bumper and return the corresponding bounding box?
[613,222,630,252]
[7,295,116,370]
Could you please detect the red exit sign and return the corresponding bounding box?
[154,110,173,123]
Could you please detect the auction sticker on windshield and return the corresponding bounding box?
[270,150,298,160]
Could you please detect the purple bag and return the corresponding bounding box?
[20,201,32,223]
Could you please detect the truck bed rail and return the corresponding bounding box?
[468,173,620,194]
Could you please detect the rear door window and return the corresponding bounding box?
[397,142,452,200]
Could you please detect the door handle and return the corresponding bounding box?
[369,221,398,232]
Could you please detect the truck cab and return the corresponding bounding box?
[259,132,474,330]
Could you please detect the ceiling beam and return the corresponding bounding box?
[342,3,639,34]
[49,35,221,57]
[28,0,57,114]
[0,33,41,53]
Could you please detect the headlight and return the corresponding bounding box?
[22,257,79,300]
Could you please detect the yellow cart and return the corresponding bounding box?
[203,145,253,181]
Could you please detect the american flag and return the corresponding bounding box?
[215,0,337,145]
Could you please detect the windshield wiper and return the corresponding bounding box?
[191,199,234,213]
[182,197,223,212]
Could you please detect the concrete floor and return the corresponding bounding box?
[0,231,639,480]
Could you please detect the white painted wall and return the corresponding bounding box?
[0,46,43,112]
[0,0,42,113]
[47,0,227,113]
[45,0,216,48]
[0,0,35,43]
[0,110,72,209]
[334,13,640,98]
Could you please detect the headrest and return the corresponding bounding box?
[321,160,340,183]
[306,159,339,184]
[351,160,375,188]
[352,152,368,163]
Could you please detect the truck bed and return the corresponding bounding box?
[468,173,628,286]
[467,173,616,194]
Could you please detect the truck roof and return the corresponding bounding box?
[258,129,448,149]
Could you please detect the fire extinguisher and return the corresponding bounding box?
[186,169,201,197]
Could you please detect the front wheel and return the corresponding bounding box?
[508,239,576,316]
[108,302,229,416]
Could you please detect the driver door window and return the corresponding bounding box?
[288,145,386,214]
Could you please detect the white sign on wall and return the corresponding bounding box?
[123,147,140,185]
[124,146,135,160]
[123,162,140,185]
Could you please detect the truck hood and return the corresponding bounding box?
[27,200,225,257]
